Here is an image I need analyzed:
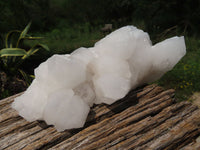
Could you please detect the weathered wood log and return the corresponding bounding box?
[0,84,200,150]
[181,136,200,150]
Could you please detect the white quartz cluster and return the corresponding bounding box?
[12,26,186,131]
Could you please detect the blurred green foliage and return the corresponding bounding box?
[0,0,199,35]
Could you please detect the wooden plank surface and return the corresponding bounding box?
[0,84,200,150]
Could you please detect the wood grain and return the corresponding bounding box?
[0,84,200,150]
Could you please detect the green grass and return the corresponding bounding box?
[31,24,104,55]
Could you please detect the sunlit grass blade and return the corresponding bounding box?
[37,43,50,51]
[19,69,33,86]
[22,48,39,59]
[16,22,32,47]
[5,30,21,48]
[22,43,49,59]
[0,48,26,57]
[22,37,44,40]
[19,22,31,39]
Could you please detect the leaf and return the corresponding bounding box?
[31,43,50,51]
[18,69,32,86]
[30,75,35,78]
[22,48,39,59]
[5,30,21,48]
[21,43,49,59]
[37,43,50,51]
[16,22,32,47]
[0,48,26,57]
[22,43,49,59]
[22,37,44,40]
[19,22,32,39]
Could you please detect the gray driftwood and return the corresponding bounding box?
[0,84,200,150]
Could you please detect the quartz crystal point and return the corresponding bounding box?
[12,26,186,131]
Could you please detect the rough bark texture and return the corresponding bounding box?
[0,84,200,150]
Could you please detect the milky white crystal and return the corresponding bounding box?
[12,26,186,131]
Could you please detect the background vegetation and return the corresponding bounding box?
[0,0,199,101]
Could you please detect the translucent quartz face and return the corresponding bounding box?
[12,25,186,132]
